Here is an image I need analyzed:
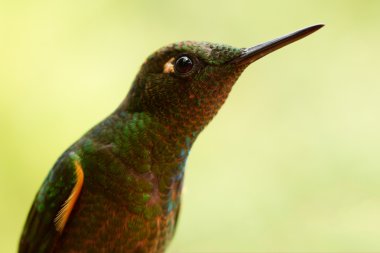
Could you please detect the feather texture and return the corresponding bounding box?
[54,152,84,233]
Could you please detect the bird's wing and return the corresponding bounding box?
[19,151,84,253]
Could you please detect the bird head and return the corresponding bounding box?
[120,24,323,136]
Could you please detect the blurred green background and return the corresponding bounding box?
[1,0,380,252]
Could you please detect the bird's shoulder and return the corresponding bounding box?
[19,150,83,253]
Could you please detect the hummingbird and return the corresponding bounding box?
[19,24,323,253]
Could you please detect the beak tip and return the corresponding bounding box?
[310,23,325,31]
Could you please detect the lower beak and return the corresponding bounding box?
[231,24,324,65]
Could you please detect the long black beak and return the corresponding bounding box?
[232,24,324,65]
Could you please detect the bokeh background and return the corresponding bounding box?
[1,0,380,252]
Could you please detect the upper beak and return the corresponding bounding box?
[231,24,324,65]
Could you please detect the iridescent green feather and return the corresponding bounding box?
[19,152,78,253]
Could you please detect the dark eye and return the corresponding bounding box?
[174,55,194,74]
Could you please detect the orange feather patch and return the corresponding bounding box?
[163,57,175,74]
[54,153,84,233]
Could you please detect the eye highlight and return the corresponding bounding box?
[174,55,194,75]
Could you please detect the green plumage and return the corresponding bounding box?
[19,25,323,253]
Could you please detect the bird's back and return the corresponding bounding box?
[20,111,186,253]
